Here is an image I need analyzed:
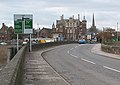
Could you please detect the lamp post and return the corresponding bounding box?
[102,27,104,44]
[117,22,119,41]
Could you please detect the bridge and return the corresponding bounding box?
[0,41,77,85]
[0,41,120,85]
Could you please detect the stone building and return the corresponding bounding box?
[102,28,120,42]
[52,14,87,41]
[7,26,14,40]
[0,23,14,41]
[39,27,52,38]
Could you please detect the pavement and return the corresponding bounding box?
[91,44,120,60]
[23,44,120,85]
[23,50,70,85]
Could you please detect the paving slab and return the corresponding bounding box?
[23,51,69,85]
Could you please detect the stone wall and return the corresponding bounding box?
[0,46,27,85]
[0,46,8,64]
[32,41,78,51]
[101,44,120,55]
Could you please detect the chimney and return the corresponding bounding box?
[61,14,64,20]
[78,14,80,20]
[72,15,74,19]
[2,23,5,26]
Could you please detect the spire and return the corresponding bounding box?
[82,16,87,22]
[61,14,64,20]
[83,16,85,20]
[72,15,74,19]
[78,14,80,20]
[92,13,95,27]
[90,13,96,33]
[52,22,55,28]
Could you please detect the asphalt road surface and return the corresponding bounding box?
[42,44,120,85]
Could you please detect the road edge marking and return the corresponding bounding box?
[81,58,96,65]
[41,53,71,85]
[103,66,120,73]
[70,54,78,58]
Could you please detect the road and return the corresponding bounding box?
[42,44,120,85]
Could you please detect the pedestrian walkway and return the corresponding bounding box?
[23,51,69,85]
[91,44,120,59]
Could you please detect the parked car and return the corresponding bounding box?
[0,42,7,45]
[79,39,86,44]
[22,41,28,45]
[39,40,46,43]
[32,41,37,44]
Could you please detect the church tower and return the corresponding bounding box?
[90,13,96,33]
[52,22,56,32]
[52,22,55,28]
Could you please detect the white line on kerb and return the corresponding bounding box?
[70,54,78,58]
[103,66,120,73]
[81,58,96,65]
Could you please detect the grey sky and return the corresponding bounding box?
[0,0,120,30]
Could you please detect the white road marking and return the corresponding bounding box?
[67,45,120,74]
[70,54,78,58]
[103,66,120,73]
[67,51,69,54]
[81,58,96,65]
[70,48,74,50]
[75,46,78,48]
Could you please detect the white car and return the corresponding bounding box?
[0,42,7,45]
[22,41,28,45]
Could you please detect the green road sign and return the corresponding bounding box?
[14,19,22,34]
[14,14,33,34]
[25,19,32,29]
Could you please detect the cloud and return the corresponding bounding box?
[0,0,120,30]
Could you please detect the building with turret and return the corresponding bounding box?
[52,14,87,41]
[81,16,87,35]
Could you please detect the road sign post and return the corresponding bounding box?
[14,14,33,52]
[17,34,19,52]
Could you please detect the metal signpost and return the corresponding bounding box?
[14,14,33,52]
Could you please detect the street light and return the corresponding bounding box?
[117,22,119,41]
[102,27,104,43]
